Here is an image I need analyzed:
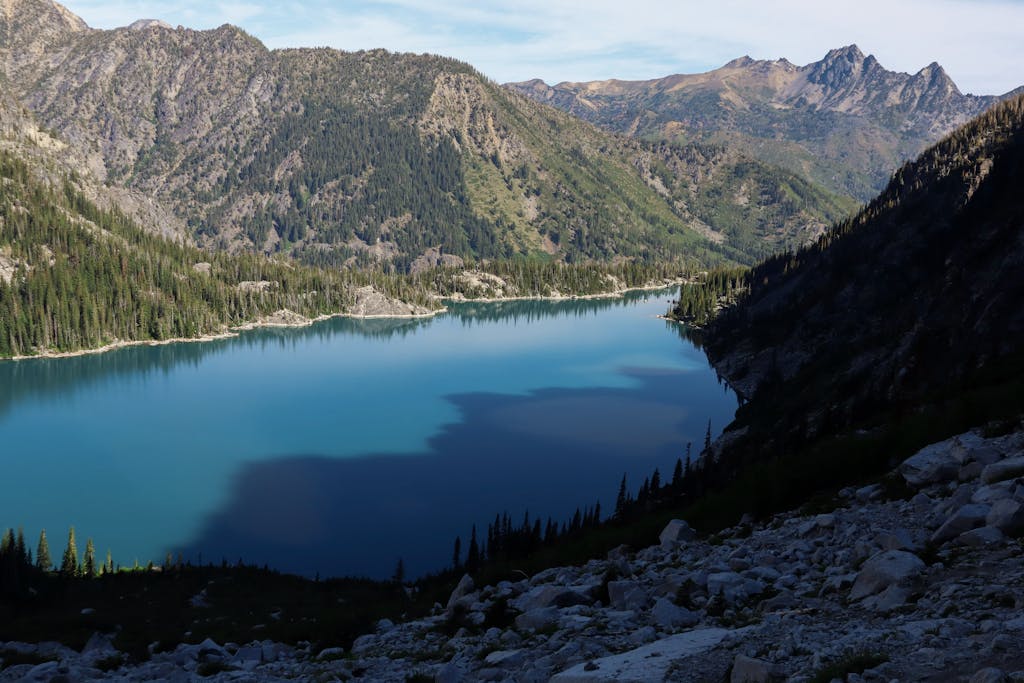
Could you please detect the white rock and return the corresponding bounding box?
[550,628,741,682]
[849,550,925,601]
[981,456,1024,484]
[986,499,1024,535]
[447,574,475,610]
[931,503,991,544]
[650,597,699,629]
[659,519,696,548]
[900,440,961,487]
[731,654,772,683]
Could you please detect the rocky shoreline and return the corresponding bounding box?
[3,427,1022,681]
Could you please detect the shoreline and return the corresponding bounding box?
[443,280,682,304]
[3,280,681,362]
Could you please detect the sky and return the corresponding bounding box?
[60,0,1024,95]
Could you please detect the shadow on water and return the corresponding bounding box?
[172,365,735,580]
[0,290,677,419]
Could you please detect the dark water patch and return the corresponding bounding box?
[172,367,732,579]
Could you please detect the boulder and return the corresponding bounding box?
[650,597,700,629]
[957,526,1006,547]
[483,649,526,668]
[931,503,991,544]
[970,668,1007,683]
[900,440,960,487]
[987,499,1024,536]
[707,572,766,605]
[551,628,739,682]
[515,607,559,632]
[849,550,925,601]
[607,581,648,611]
[659,519,696,548]
[731,654,772,683]
[447,574,475,610]
[981,456,1024,484]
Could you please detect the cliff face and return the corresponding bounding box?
[508,46,1018,201]
[703,94,1024,446]
[0,0,852,267]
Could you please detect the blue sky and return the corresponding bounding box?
[61,0,1024,95]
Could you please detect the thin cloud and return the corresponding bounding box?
[60,0,1024,95]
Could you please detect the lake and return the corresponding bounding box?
[0,290,736,579]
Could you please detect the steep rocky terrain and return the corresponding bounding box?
[3,427,1022,681]
[0,0,852,267]
[509,46,1023,201]
[702,93,1024,444]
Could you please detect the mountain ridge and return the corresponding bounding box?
[508,45,1018,201]
[0,0,853,267]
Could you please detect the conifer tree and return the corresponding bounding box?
[83,539,97,577]
[105,549,114,575]
[36,530,52,571]
[61,527,78,576]
[15,528,28,567]
[452,536,461,570]
[466,525,480,572]
[614,473,628,518]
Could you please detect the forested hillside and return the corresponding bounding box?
[0,0,852,268]
[0,148,434,358]
[691,93,1024,516]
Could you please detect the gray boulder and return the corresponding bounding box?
[970,668,1006,683]
[607,580,648,611]
[850,550,925,601]
[515,607,559,632]
[650,597,700,629]
[986,499,1024,536]
[731,654,772,683]
[981,456,1024,484]
[447,574,475,610]
[900,440,960,487]
[931,503,991,544]
[659,519,696,548]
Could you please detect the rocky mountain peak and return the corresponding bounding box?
[805,44,868,88]
[127,18,173,31]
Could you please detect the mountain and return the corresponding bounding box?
[693,93,1024,513]
[509,46,1020,201]
[0,0,852,268]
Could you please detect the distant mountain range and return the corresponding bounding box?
[509,46,1024,201]
[0,0,856,269]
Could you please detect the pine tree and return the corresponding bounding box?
[105,549,114,575]
[452,536,461,569]
[703,420,712,455]
[60,527,78,576]
[83,538,97,577]
[466,525,480,572]
[15,528,28,567]
[614,473,628,518]
[671,458,683,489]
[36,529,52,571]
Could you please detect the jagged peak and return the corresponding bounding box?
[822,44,866,65]
[723,55,755,68]
[912,61,961,96]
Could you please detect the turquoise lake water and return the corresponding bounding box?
[0,291,736,578]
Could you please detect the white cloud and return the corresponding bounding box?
[59,0,1024,94]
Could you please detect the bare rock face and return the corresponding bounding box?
[350,285,434,317]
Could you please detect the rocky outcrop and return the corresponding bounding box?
[5,427,1022,681]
